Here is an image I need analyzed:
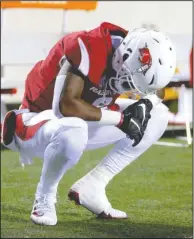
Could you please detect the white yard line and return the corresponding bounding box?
[154,141,189,147]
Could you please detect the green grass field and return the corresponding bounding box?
[1,139,193,238]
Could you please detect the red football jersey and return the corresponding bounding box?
[21,22,127,112]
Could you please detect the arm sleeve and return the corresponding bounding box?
[52,57,70,118]
[52,54,88,118]
[53,35,91,118]
[62,30,109,86]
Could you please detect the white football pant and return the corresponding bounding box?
[13,98,168,197]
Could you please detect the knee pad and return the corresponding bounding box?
[145,102,169,141]
[151,102,169,125]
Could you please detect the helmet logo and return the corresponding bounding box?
[139,48,152,65]
[138,47,152,75]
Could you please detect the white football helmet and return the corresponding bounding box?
[110,28,176,95]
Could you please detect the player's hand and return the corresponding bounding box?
[118,115,144,147]
[118,99,153,147]
[123,99,153,132]
[122,116,145,146]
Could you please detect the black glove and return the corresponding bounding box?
[118,99,153,147]
[123,99,153,131]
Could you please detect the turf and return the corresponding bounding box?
[1,139,193,238]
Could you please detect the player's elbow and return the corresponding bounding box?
[59,98,79,117]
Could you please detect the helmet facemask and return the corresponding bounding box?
[109,66,141,95]
[109,55,153,96]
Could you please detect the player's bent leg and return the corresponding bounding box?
[69,103,169,219]
[25,116,88,226]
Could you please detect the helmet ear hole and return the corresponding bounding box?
[127,48,132,53]
[123,53,129,62]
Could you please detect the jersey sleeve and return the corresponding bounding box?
[62,33,90,79]
[62,31,110,86]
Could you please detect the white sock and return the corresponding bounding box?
[88,139,137,187]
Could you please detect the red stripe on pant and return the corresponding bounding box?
[15,114,49,141]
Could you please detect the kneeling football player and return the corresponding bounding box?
[2,22,176,225]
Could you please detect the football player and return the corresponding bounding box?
[2,22,176,225]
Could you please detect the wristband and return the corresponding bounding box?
[99,109,124,126]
